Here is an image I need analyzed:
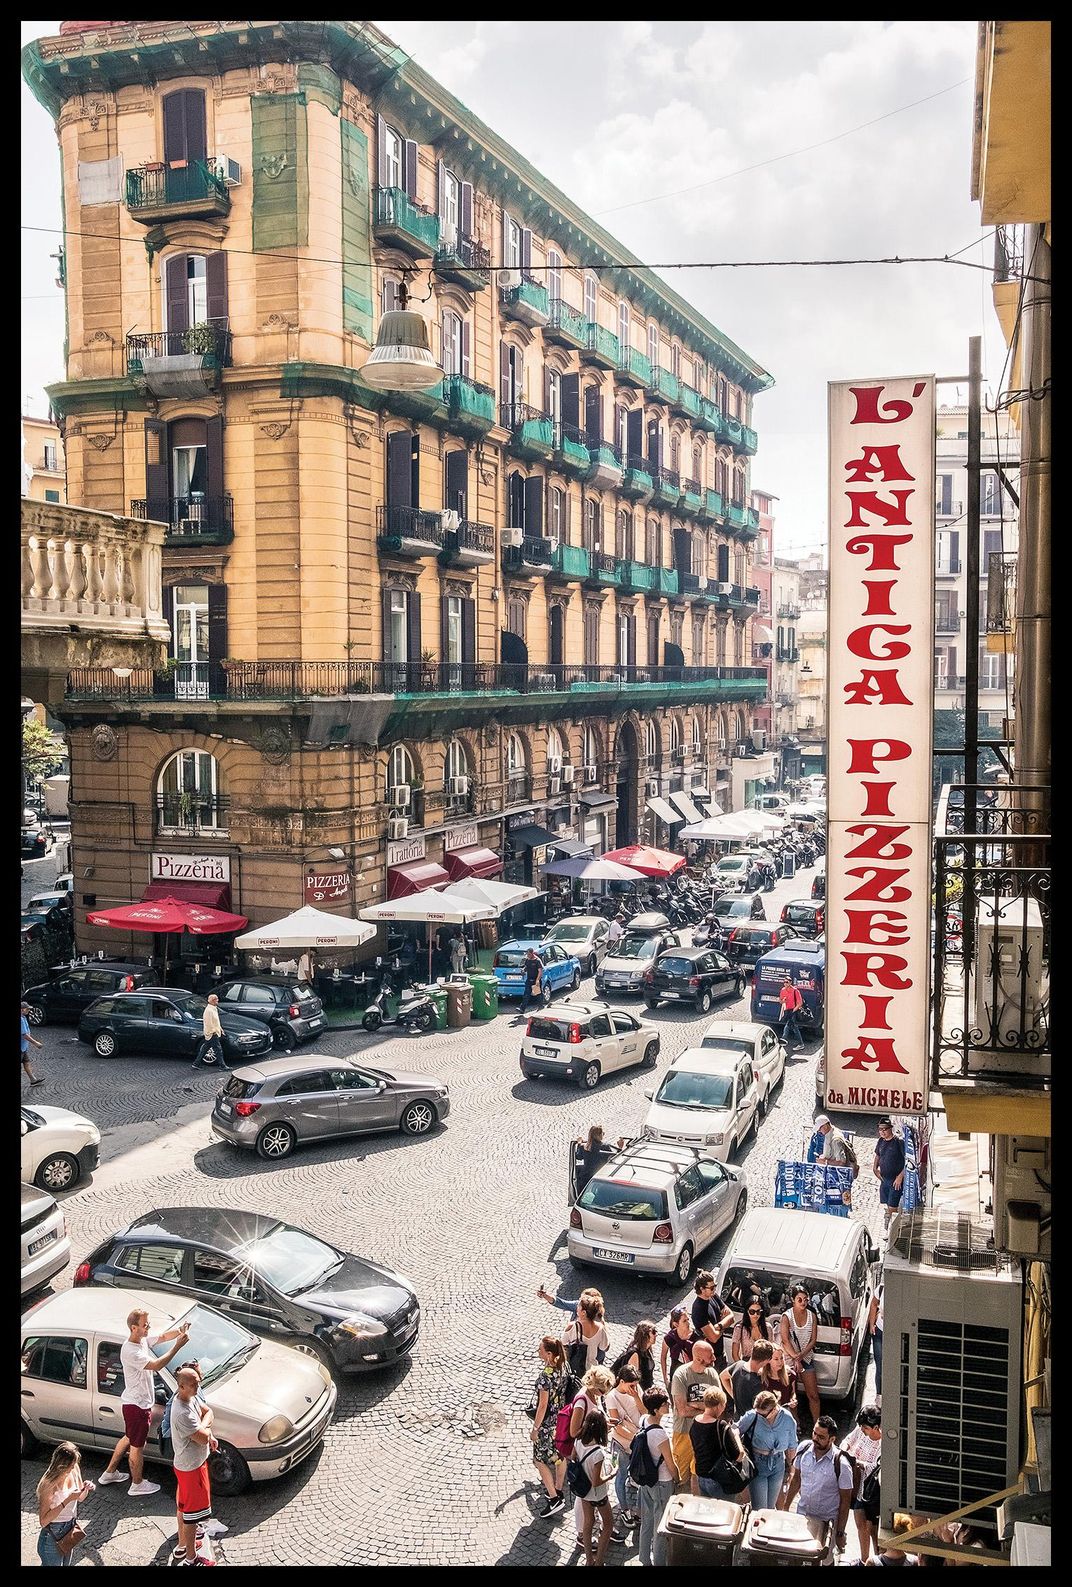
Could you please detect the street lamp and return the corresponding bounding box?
[358,279,442,392]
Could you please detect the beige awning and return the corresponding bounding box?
[647,797,682,825]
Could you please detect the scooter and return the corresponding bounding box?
[693,911,724,949]
[361,980,437,1034]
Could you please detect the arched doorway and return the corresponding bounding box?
[615,719,640,846]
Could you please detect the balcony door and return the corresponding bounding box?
[385,429,419,524]
[162,88,207,167]
[445,449,468,517]
[382,586,421,690]
[171,584,210,699]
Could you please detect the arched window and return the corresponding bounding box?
[546,727,564,769]
[618,300,630,352]
[582,724,599,778]
[381,276,402,315]
[691,715,702,757]
[616,508,631,561]
[669,717,682,756]
[549,485,565,544]
[584,274,598,322]
[584,496,602,554]
[157,748,222,832]
[386,744,414,796]
[692,444,703,487]
[670,343,681,379]
[507,732,525,776]
[383,124,404,188]
[691,614,705,666]
[164,253,207,330]
[669,433,680,474]
[717,457,729,499]
[715,712,728,749]
[735,710,746,742]
[441,308,464,377]
[546,366,561,428]
[548,248,563,301]
[646,720,659,763]
[444,737,469,792]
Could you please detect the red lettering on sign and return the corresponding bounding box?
[846,624,911,662]
[846,740,911,775]
[843,909,910,945]
[846,1087,925,1112]
[845,533,913,571]
[848,382,926,424]
[844,824,912,862]
[857,994,895,1031]
[842,444,915,483]
[840,952,913,990]
[843,669,913,707]
[844,490,914,529]
[844,867,912,904]
[856,783,899,818]
[861,579,897,617]
[840,1036,910,1075]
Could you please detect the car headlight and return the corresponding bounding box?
[316,1362,333,1387]
[706,1132,725,1146]
[333,1316,388,1342]
[258,1415,295,1444]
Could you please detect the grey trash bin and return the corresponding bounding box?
[656,1495,746,1566]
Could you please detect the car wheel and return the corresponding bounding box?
[643,1041,659,1068]
[93,1030,117,1058]
[21,1419,39,1459]
[735,1189,748,1223]
[287,1336,335,1373]
[698,988,713,1014]
[675,1243,695,1286]
[208,1441,251,1498]
[727,1135,738,1161]
[400,1100,437,1135]
[25,1003,46,1027]
[586,954,597,978]
[570,969,580,992]
[757,1088,768,1121]
[35,1152,80,1192]
[362,1010,382,1033]
[256,1121,296,1160]
[272,1025,296,1052]
[541,984,553,1007]
[643,996,660,1011]
[735,977,746,999]
[578,1061,601,1091]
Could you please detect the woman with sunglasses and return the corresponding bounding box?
[735,1389,797,1510]
[779,1285,821,1424]
[731,1299,773,1363]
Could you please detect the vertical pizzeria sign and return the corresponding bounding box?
[826,376,935,1115]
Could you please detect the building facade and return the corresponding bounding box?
[25,19,771,944]
[770,554,801,779]
[796,556,827,778]
[749,488,775,762]
[22,413,66,502]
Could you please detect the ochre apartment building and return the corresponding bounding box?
[24,19,772,949]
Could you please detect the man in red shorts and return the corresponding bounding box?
[99,1308,191,1496]
[170,1365,217,1566]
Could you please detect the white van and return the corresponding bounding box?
[715,1207,878,1401]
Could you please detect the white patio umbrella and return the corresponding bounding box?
[359,886,498,979]
[732,808,786,833]
[234,905,377,951]
[540,856,646,882]
[679,813,758,841]
[439,877,539,914]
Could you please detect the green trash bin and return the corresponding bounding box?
[425,986,449,1030]
[468,972,499,1020]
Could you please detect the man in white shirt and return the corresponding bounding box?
[192,993,225,1071]
[606,914,625,948]
[99,1308,191,1496]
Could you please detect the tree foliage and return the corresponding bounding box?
[22,716,65,783]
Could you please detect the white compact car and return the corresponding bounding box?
[701,1020,786,1115]
[21,1104,101,1192]
[520,1002,660,1089]
[542,916,612,977]
[642,1047,761,1161]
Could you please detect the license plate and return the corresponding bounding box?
[218,1101,233,1115]
[591,1247,635,1264]
[309,1018,323,1029]
[535,1046,558,1058]
[28,1232,56,1256]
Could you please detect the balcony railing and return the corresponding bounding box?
[932,787,1050,1090]
[936,613,961,633]
[616,346,652,387]
[651,366,681,404]
[581,322,620,368]
[373,186,440,255]
[155,791,230,833]
[130,496,234,546]
[653,568,680,597]
[126,325,232,377]
[936,561,962,576]
[622,454,654,497]
[125,160,230,220]
[22,499,170,648]
[681,477,703,515]
[617,560,657,592]
[501,402,555,456]
[739,424,759,454]
[776,646,800,662]
[652,467,681,505]
[549,543,591,581]
[553,420,591,472]
[702,488,723,520]
[506,773,532,806]
[503,536,553,573]
[585,436,624,488]
[680,385,703,420]
[376,503,444,554]
[743,586,761,606]
[726,502,749,530]
[445,520,494,562]
[936,500,964,518]
[68,661,770,704]
[500,274,550,325]
[546,298,587,347]
[442,374,495,433]
[586,550,620,585]
[777,604,801,619]
[433,232,491,288]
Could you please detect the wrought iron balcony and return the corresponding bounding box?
[553,420,591,474]
[433,232,491,290]
[680,572,706,596]
[777,604,801,619]
[587,550,621,586]
[126,325,232,381]
[545,298,587,349]
[373,186,440,256]
[652,467,681,507]
[622,454,655,500]
[442,374,495,435]
[739,423,758,454]
[549,543,591,581]
[653,568,680,597]
[500,273,549,326]
[501,401,555,458]
[506,773,532,806]
[697,396,724,435]
[742,586,761,606]
[617,560,657,593]
[503,535,554,574]
[443,519,494,567]
[702,488,724,521]
[679,384,703,421]
[376,503,444,556]
[650,366,681,404]
[723,415,743,445]
[125,160,230,223]
[776,645,800,662]
[130,495,234,547]
[585,436,624,490]
[616,346,652,388]
[936,612,961,634]
[155,790,230,833]
[726,502,749,532]
[681,477,703,516]
[580,322,620,369]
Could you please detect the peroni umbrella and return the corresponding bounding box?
[86,895,248,982]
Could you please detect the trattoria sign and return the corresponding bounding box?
[826,376,934,1115]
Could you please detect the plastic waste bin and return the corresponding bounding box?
[739,1509,830,1566]
[782,851,796,880]
[468,972,499,1020]
[656,1496,746,1566]
[446,981,472,1029]
[425,985,449,1030]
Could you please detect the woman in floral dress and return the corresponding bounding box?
[530,1335,570,1519]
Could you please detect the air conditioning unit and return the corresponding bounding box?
[694,575,708,589]
[209,154,242,187]
[501,527,524,548]
[561,763,574,784]
[387,818,409,840]
[993,1134,1051,1259]
[389,785,411,809]
[581,764,597,783]
[499,267,522,291]
[547,775,562,796]
[548,755,563,774]
[647,778,660,796]
[717,581,733,595]
[752,730,768,751]
[969,897,1048,1073]
[440,509,461,531]
[880,1213,1023,1538]
[447,775,469,796]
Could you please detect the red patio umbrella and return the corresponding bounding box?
[602,844,686,878]
[86,896,248,981]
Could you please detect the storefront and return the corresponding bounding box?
[645,795,683,848]
[443,821,503,882]
[143,852,238,976]
[385,836,450,899]
[579,791,616,855]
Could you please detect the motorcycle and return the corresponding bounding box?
[361,980,437,1034]
[693,911,723,949]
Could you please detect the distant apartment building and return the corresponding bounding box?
[750,488,775,759]
[22,414,66,503]
[796,555,827,777]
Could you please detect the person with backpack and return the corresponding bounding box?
[842,1405,882,1562]
[529,1336,572,1519]
[779,1413,856,1557]
[562,1366,614,1551]
[570,1410,617,1568]
[689,1385,752,1501]
[659,1307,694,1390]
[735,1389,798,1510]
[780,1285,821,1425]
[630,1388,675,1568]
[611,1321,657,1392]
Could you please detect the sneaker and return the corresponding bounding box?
[98,1471,130,1485]
[30,1077,45,1087]
[610,1527,627,1544]
[537,1493,564,1518]
[128,1480,160,1497]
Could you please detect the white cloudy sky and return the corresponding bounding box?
[22,19,1005,554]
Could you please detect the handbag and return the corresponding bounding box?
[55,1522,86,1558]
[711,1424,755,1492]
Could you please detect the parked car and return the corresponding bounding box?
[21,1104,101,1192]
[26,891,73,919]
[811,861,826,901]
[700,1020,786,1115]
[542,915,611,977]
[755,794,791,812]
[716,1207,879,1401]
[711,895,768,939]
[520,1003,660,1088]
[567,1139,748,1285]
[22,827,52,858]
[643,946,743,1012]
[712,854,755,893]
[77,1206,421,1377]
[21,1286,338,1494]
[211,1054,450,1159]
[78,986,273,1061]
[627,911,674,934]
[724,921,802,971]
[595,925,682,997]
[21,1184,70,1297]
[642,1047,761,1162]
[779,898,825,939]
[52,871,75,895]
[750,941,826,1036]
[22,963,154,1026]
[492,939,581,1003]
[214,975,326,1050]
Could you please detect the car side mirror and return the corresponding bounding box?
[170,1010,184,1022]
[377,1081,388,1093]
[644,1089,654,1100]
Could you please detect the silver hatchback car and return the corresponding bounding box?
[211,1055,450,1160]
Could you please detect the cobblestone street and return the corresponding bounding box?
[22,870,882,1566]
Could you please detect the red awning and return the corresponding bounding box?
[387,860,451,899]
[142,879,233,911]
[444,846,503,882]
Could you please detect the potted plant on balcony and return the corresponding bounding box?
[182,324,219,358]
[153,658,178,698]
[418,649,438,691]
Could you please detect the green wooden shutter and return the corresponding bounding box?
[341,118,373,341]
[251,93,308,252]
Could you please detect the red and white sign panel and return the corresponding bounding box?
[304,870,352,906]
[826,376,935,1115]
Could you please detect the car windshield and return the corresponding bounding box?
[718,899,751,918]
[718,858,747,870]
[496,951,528,968]
[238,1227,343,1296]
[783,905,815,925]
[614,935,657,961]
[578,1179,668,1221]
[655,1070,734,1110]
[547,925,591,943]
[164,991,207,1015]
[157,1302,258,1387]
[657,957,695,976]
[699,1037,754,1058]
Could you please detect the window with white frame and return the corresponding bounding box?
[549,485,565,544]
[933,651,949,688]
[385,588,408,664]
[507,731,526,787]
[691,716,702,757]
[670,716,682,757]
[43,442,58,472]
[384,126,404,189]
[165,254,207,330]
[646,720,659,763]
[441,309,463,377]
[504,213,522,268]
[547,367,561,426]
[158,748,221,831]
[647,518,660,565]
[648,322,659,368]
[583,725,599,777]
[617,611,630,667]
[548,249,562,300]
[546,727,564,770]
[171,583,209,676]
[715,713,727,749]
[584,274,598,322]
[982,471,1001,516]
[442,168,461,244]
[584,497,602,554]
[670,343,681,378]
[981,651,1005,690]
[386,744,414,796]
[381,276,402,314]
[618,300,629,352]
[444,737,468,790]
